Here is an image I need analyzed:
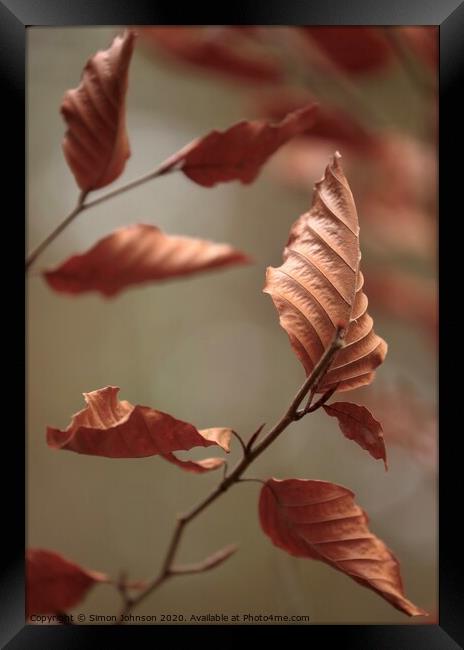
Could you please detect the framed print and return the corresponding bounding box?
[2,0,461,647]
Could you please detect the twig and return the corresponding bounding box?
[230,430,248,457]
[117,326,345,623]
[25,161,175,270]
[170,544,238,576]
[245,423,266,454]
[25,191,88,270]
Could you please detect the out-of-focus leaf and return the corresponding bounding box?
[259,479,427,616]
[255,91,378,155]
[400,27,438,71]
[139,27,282,83]
[264,152,387,392]
[301,27,392,74]
[27,549,107,617]
[44,224,250,297]
[323,401,387,468]
[61,30,136,191]
[47,386,232,460]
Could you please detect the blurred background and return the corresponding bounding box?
[27,26,437,624]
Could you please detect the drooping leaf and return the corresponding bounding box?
[160,104,318,187]
[60,30,136,191]
[259,479,426,617]
[301,27,392,74]
[140,27,282,83]
[47,386,232,460]
[43,224,250,297]
[26,549,107,617]
[264,152,387,392]
[323,402,387,469]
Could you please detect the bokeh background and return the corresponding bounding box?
[27,26,437,624]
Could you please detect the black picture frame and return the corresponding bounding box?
[3,1,461,647]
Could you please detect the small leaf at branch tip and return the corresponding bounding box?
[323,402,387,467]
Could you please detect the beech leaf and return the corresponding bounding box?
[160,104,318,187]
[264,152,387,392]
[26,549,107,617]
[60,30,136,191]
[43,224,250,297]
[259,479,427,617]
[46,386,232,460]
[323,402,387,469]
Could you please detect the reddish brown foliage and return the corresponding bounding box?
[323,401,387,469]
[47,386,232,464]
[61,30,135,191]
[264,152,387,392]
[44,224,250,297]
[160,104,318,187]
[26,549,107,617]
[259,479,426,616]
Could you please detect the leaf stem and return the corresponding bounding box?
[117,326,345,622]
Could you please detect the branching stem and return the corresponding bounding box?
[25,161,175,270]
[117,326,345,622]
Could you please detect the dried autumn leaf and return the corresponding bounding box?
[323,402,387,469]
[26,549,107,617]
[264,152,387,392]
[160,104,318,187]
[140,27,282,83]
[47,386,232,460]
[43,224,250,297]
[61,30,135,191]
[259,479,426,617]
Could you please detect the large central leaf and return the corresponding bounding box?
[264,152,387,392]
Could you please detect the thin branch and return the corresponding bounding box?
[230,430,248,456]
[25,191,88,270]
[25,161,176,271]
[245,423,266,454]
[118,326,345,623]
[170,544,238,576]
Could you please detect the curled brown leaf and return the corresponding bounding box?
[46,386,232,461]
